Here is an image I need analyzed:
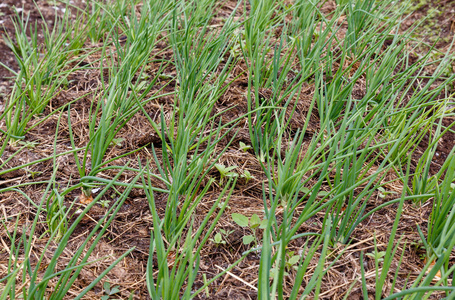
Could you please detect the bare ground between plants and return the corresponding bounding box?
[1,0,455,299]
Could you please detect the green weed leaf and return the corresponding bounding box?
[232,213,249,227]
[250,214,261,228]
[243,235,255,245]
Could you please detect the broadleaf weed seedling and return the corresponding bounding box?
[240,169,254,183]
[210,229,234,246]
[101,281,121,300]
[239,141,252,152]
[232,213,268,246]
[215,163,239,184]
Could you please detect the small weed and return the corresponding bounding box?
[18,140,39,149]
[366,250,386,263]
[215,163,239,184]
[25,168,42,179]
[231,213,268,245]
[240,169,254,183]
[285,251,301,270]
[99,199,111,208]
[102,281,121,300]
[110,138,125,148]
[210,229,234,245]
[239,141,252,152]
[377,187,397,199]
